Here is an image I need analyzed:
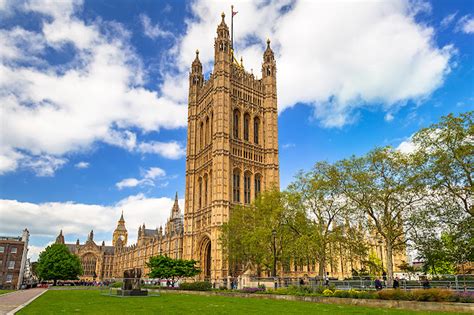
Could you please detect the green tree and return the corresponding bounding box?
[410,111,473,274]
[288,162,352,277]
[36,244,82,285]
[146,255,200,284]
[339,147,425,286]
[220,190,297,277]
[412,111,473,218]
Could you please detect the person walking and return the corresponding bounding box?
[374,278,383,291]
[393,277,400,289]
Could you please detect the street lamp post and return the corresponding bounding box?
[272,229,277,278]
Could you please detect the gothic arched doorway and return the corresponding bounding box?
[200,236,211,280]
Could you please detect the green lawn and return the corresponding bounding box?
[0,289,14,295]
[17,289,466,315]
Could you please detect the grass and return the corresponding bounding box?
[17,289,465,315]
[0,289,14,295]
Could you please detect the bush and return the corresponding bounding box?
[179,281,212,291]
[218,285,228,290]
[322,289,333,296]
[111,282,122,288]
[456,292,474,303]
[333,290,350,298]
[240,287,265,294]
[377,289,411,301]
[411,288,455,302]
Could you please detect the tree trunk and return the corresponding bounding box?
[53,279,57,286]
[385,240,394,287]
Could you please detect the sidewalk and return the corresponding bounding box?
[0,288,47,315]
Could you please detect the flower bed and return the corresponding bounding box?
[234,285,473,303]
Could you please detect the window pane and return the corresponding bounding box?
[11,247,17,254]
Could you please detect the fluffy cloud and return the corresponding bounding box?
[0,0,187,176]
[137,141,185,159]
[0,194,185,254]
[456,15,474,34]
[116,166,167,189]
[170,0,452,127]
[140,14,173,39]
[74,161,89,169]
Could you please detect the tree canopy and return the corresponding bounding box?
[36,244,82,285]
[147,255,200,283]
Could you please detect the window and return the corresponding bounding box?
[198,178,203,209]
[199,122,204,150]
[233,170,240,202]
[254,117,260,144]
[0,246,4,253]
[254,175,262,198]
[10,247,17,254]
[243,114,250,141]
[8,261,15,269]
[204,176,208,206]
[233,109,240,139]
[205,116,209,145]
[244,173,251,204]
[6,274,13,283]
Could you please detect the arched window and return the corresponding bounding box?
[198,177,203,209]
[233,169,240,202]
[210,112,213,142]
[254,117,260,144]
[199,122,204,150]
[243,113,250,141]
[233,109,240,139]
[244,172,251,204]
[204,175,208,206]
[205,117,209,146]
[254,174,262,199]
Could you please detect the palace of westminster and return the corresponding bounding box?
[56,14,405,283]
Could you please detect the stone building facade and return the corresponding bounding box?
[58,194,183,280]
[0,229,29,289]
[58,14,405,283]
[183,13,279,283]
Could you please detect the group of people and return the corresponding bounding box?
[374,276,431,291]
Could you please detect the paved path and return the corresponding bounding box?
[0,289,47,314]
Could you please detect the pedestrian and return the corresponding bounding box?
[393,277,400,289]
[324,272,329,287]
[374,278,383,291]
[422,278,430,289]
[299,278,304,286]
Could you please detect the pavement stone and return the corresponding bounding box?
[0,288,47,315]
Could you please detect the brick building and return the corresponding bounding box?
[0,229,29,289]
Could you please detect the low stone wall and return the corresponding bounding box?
[157,289,474,313]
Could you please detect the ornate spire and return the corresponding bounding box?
[55,230,65,244]
[171,192,181,218]
[88,230,94,242]
[119,210,124,223]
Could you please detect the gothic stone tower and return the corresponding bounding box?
[112,211,128,247]
[183,13,279,283]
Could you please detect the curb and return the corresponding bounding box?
[0,291,18,298]
[6,289,48,315]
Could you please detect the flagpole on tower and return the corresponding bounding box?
[231,5,234,50]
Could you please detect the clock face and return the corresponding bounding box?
[119,235,125,241]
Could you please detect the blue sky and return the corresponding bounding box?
[0,0,473,259]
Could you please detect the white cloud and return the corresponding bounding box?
[169,0,452,127]
[74,161,89,169]
[385,113,395,122]
[456,15,474,34]
[137,141,185,159]
[22,155,67,177]
[0,0,187,176]
[440,12,457,28]
[397,137,416,154]
[116,166,167,190]
[140,14,173,39]
[0,194,185,256]
[116,178,142,189]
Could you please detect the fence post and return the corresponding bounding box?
[455,275,459,291]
